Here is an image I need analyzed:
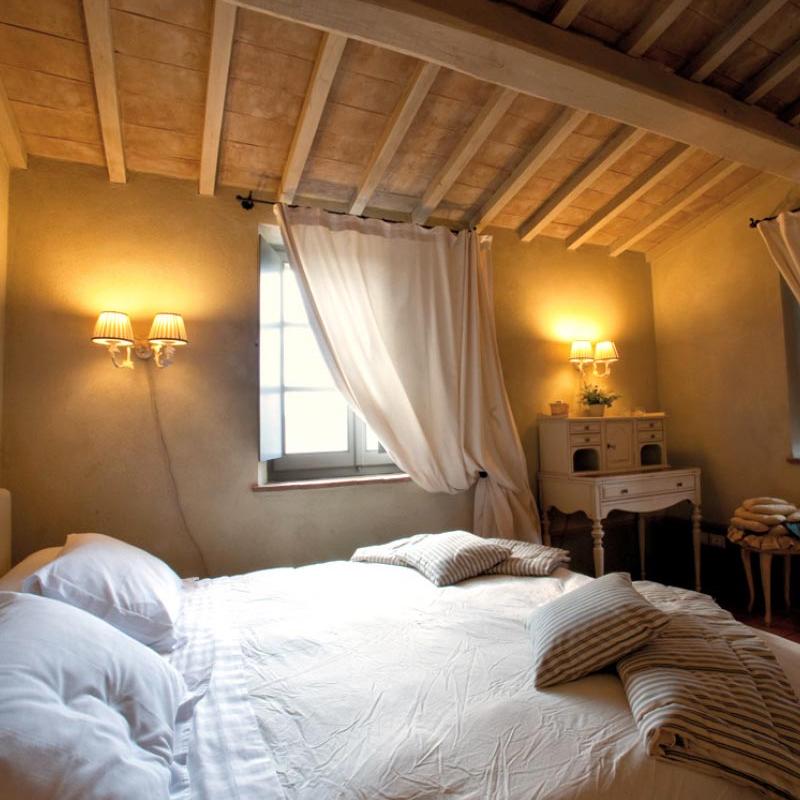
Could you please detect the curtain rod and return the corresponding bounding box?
[749,205,800,228]
[235,191,467,234]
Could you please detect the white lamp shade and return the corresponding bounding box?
[148,313,188,346]
[594,340,619,363]
[92,311,135,346]
[569,340,594,364]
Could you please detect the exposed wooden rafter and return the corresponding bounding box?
[619,0,691,58]
[0,78,26,170]
[350,61,439,216]
[199,0,237,196]
[549,0,590,29]
[739,39,800,105]
[473,106,587,231]
[411,84,516,225]
[566,142,694,250]
[232,0,800,182]
[518,125,646,242]
[682,0,789,83]
[609,160,741,256]
[279,31,347,204]
[647,174,780,260]
[82,0,126,183]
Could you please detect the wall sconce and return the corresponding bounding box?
[92,311,188,368]
[593,340,619,377]
[568,340,594,375]
[569,339,620,377]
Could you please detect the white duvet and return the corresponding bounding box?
[178,562,800,800]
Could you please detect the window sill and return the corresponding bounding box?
[252,473,412,492]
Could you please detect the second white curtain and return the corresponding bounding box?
[759,210,800,302]
[276,205,540,542]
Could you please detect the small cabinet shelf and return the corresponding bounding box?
[539,414,668,476]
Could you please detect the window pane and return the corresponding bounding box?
[283,326,335,388]
[284,391,349,453]
[260,327,281,388]
[260,268,281,325]
[283,265,310,325]
[365,424,382,452]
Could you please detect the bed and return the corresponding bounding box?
[174,560,800,800]
[2,520,799,800]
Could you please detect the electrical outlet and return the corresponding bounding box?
[707,533,727,549]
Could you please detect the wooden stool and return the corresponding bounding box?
[739,546,795,626]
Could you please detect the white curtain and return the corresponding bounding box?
[276,205,540,542]
[758,210,800,302]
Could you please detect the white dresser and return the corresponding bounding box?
[538,414,702,590]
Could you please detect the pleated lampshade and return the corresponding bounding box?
[568,340,594,364]
[594,340,619,363]
[91,311,135,346]
[148,313,188,346]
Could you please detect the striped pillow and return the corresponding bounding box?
[529,572,669,689]
[400,531,511,587]
[483,539,570,576]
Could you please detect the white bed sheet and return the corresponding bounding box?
[178,562,800,800]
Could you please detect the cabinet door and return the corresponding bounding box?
[604,421,635,470]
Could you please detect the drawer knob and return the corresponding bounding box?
[607,443,616,450]
[677,482,683,487]
[650,434,656,439]
[620,489,629,495]
[584,425,590,430]
[584,437,590,442]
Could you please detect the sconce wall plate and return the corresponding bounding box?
[92,312,188,369]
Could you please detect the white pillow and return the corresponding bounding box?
[0,546,62,591]
[23,533,183,653]
[0,591,188,800]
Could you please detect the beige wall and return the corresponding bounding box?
[650,177,799,523]
[490,228,660,483]
[4,158,659,575]
[0,149,8,473]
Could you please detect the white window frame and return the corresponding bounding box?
[258,229,398,482]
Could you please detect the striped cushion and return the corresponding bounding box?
[350,535,422,567]
[483,539,570,576]
[400,531,511,587]
[529,572,669,689]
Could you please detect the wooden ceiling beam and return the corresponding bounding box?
[279,31,347,204]
[411,84,516,225]
[0,78,26,170]
[609,160,741,256]
[473,106,587,231]
[232,0,800,182]
[82,0,126,183]
[199,0,237,196]
[682,0,789,83]
[739,39,800,105]
[619,0,691,58]
[647,174,779,260]
[350,61,438,216]
[566,142,694,250]
[518,125,647,242]
[549,0,590,29]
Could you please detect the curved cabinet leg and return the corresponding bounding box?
[542,507,551,547]
[785,555,791,609]
[691,503,702,592]
[740,548,754,613]
[591,518,605,578]
[637,513,646,580]
[760,552,773,626]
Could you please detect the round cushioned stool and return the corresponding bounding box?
[732,534,799,625]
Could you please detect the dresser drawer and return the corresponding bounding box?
[636,419,663,432]
[637,430,663,443]
[570,422,601,434]
[570,432,601,446]
[601,473,696,501]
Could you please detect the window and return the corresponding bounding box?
[259,232,398,481]
[780,277,800,459]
